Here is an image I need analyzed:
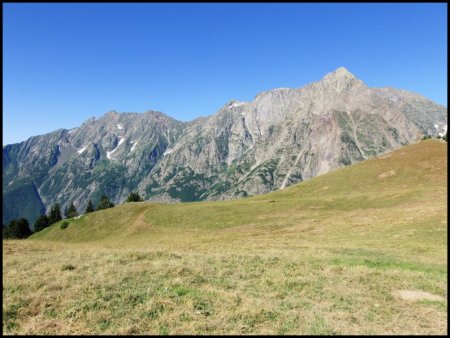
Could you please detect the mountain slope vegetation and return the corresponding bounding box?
[31,140,447,254]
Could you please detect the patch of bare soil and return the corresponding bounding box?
[392,290,446,302]
[378,170,396,178]
[131,210,151,231]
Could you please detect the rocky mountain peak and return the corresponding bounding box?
[322,66,355,81]
[330,66,355,78]
[102,110,120,120]
[320,67,363,92]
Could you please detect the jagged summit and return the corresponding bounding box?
[103,110,119,118]
[335,66,354,76]
[318,67,364,93]
[322,66,357,82]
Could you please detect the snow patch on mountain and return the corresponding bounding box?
[107,137,126,159]
[229,102,245,108]
[77,146,87,154]
[131,141,138,152]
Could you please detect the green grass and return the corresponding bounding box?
[3,140,447,334]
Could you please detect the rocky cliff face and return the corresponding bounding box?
[3,67,447,224]
[3,111,185,224]
[138,67,446,201]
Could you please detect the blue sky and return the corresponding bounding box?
[3,3,447,145]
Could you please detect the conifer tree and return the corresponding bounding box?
[96,194,115,211]
[3,218,32,239]
[33,215,50,232]
[48,203,62,225]
[126,192,143,202]
[65,202,78,218]
[85,199,95,213]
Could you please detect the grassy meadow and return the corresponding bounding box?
[3,140,447,334]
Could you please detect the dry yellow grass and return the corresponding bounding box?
[3,140,447,334]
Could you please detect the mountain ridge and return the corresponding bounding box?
[3,67,447,225]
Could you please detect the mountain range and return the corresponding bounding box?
[3,67,447,225]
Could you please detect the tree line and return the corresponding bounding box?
[422,131,447,142]
[3,192,143,239]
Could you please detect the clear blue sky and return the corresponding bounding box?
[3,3,447,145]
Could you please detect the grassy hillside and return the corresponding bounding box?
[3,140,447,334]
